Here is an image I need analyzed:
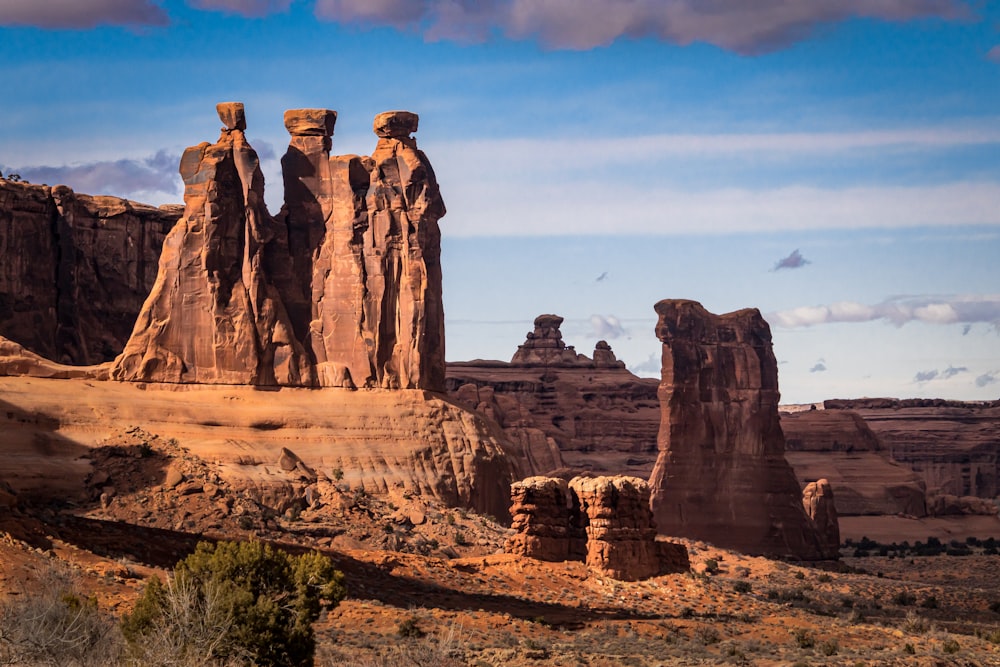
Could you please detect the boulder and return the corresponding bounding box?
[507,474,688,580]
[506,476,585,562]
[592,340,626,369]
[373,110,419,138]
[802,479,840,559]
[569,476,661,581]
[648,299,827,560]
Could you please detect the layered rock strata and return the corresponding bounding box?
[648,299,828,560]
[0,179,179,364]
[448,315,659,477]
[782,409,928,516]
[569,476,662,581]
[507,474,688,580]
[506,476,585,562]
[802,479,840,559]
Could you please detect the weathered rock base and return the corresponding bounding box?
[507,475,688,581]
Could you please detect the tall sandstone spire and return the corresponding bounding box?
[112,104,447,391]
[648,299,829,560]
[112,103,311,385]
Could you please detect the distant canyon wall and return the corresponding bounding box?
[0,180,179,365]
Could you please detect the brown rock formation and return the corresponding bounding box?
[112,103,311,385]
[506,474,688,580]
[569,476,662,581]
[511,314,588,366]
[506,476,585,562]
[0,179,178,364]
[802,479,840,558]
[593,340,626,369]
[648,299,827,559]
[303,109,447,390]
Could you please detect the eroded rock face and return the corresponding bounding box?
[511,314,588,366]
[0,180,178,365]
[802,479,840,559]
[506,474,688,580]
[569,476,661,581]
[279,108,447,390]
[113,103,311,385]
[648,299,827,560]
[506,476,585,562]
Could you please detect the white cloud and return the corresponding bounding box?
[311,0,969,54]
[0,0,168,28]
[590,314,626,339]
[771,295,1000,329]
[976,371,998,388]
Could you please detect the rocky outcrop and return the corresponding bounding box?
[506,474,688,580]
[0,179,179,365]
[301,109,447,390]
[112,103,312,385]
[448,315,659,477]
[506,476,585,562]
[802,479,840,558]
[569,476,662,581]
[511,314,589,366]
[110,104,448,390]
[648,299,827,560]
[0,374,517,520]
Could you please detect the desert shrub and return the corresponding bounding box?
[903,643,916,655]
[0,566,122,666]
[901,610,930,634]
[990,601,1000,614]
[920,595,938,609]
[942,637,960,654]
[733,580,752,594]
[397,617,425,639]
[892,590,917,606]
[703,558,719,574]
[819,638,839,656]
[694,626,720,645]
[816,573,832,583]
[791,628,814,648]
[125,540,345,667]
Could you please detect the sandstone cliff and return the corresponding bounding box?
[782,409,928,516]
[0,179,179,365]
[647,299,828,560]
[824,400,1000,502]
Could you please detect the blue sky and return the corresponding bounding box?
[1,0,998,402]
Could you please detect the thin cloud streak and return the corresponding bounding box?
[7,150,183,200]
[444,181,1000,236]
[188,0,293,16]
[0,0,169,28]
[771,295,1000,329]
[311,0,970,54]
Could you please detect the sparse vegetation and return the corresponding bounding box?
[124,540,345,666]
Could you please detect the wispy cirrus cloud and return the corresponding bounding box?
[770,295,1000,329]
[809,360,827,372]
[976,371,999,387]
[0,0,168,28]
[312,0,971,54]
[915,365,969,383]
[988,45,1000,62]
